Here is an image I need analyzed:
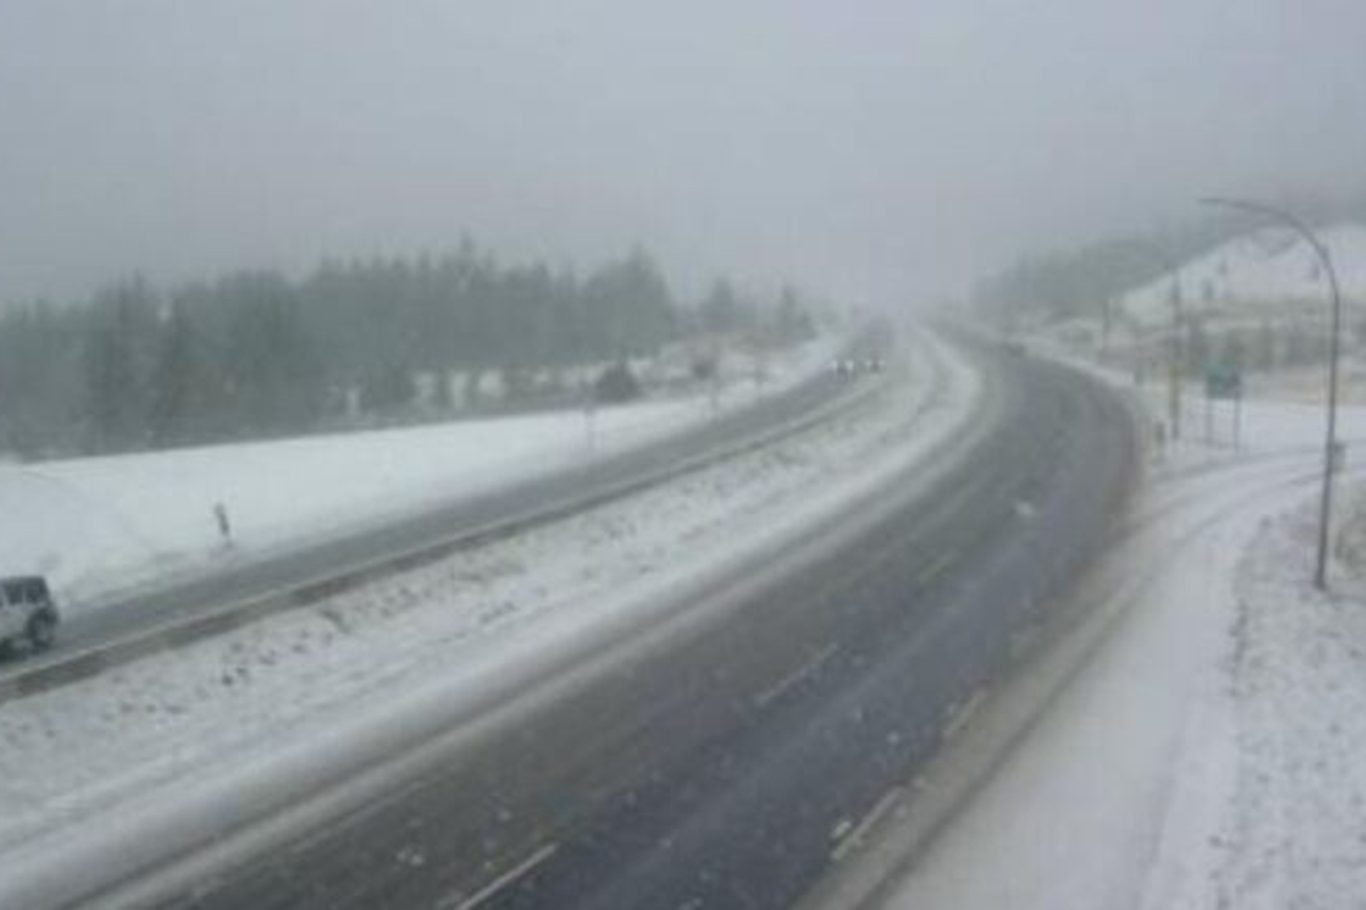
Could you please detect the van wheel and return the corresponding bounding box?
[27,613,56,652]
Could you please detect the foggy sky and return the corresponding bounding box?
[3,0,1364,310]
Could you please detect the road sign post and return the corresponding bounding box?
[1204,364,1243,448]
[1234,388,1242,450]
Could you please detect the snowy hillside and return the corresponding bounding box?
[1120,223,1366,330]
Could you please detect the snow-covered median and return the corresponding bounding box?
[0,337,837,616]
[0,330,980,870]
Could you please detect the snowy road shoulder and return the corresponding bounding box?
[816,399,1366,909]
[1171,488,1366,909]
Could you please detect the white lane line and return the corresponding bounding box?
[753,643,840,708]
[915,551,957,586]
[941,688,988,742]
[831,787,907,863]
[441,842,558,910]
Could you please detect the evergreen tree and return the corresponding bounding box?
[0,301,83,455]
[776,285,814,343]
[0,239,712,453]
[360,361,416,414]
[82,278,156,451]
[701,279,741,334]
[220,272,323,434]
[148,304,202,445]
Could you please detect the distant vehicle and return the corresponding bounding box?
[0,576,59,657]
[832,355,886,378]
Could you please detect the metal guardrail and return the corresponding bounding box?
[0,365,896,705]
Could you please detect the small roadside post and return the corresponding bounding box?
[1203,381,1212,444]
[582,379,598,456]
[1234,382,1242,450]
[213,501,233,549]
[1099,296,1112,361]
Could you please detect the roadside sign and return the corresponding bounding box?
[1205,364,1242,400]
[1203,362,1243,448]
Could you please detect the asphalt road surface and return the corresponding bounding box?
[134,343,1135,910]
[46,357,869,657]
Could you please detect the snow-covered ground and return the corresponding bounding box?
[0,337,836,616]
[0,330,980,886]
[1034,223,1366,408]
[1120,222,1366,331]
[1175,488,1366,909]
[856,369,1366,909]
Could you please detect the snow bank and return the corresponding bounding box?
[856,363,1366,910]
[0,337,837,612]
[874,460,1278,910]
[1185,490,1366,909]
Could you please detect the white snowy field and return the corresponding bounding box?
[857,376,1366,909]
[0,337,836,615]
[0,330,980,886]
[1120,222,1366,331]
[1232,354,1366,408]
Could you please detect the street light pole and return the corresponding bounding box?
[1168,273,1184,441]
[1201,196,1343,590]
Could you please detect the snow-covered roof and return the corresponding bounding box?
[1120,223,1366,330]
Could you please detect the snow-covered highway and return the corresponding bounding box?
[0,327,991,908]
[31,336,1133,910]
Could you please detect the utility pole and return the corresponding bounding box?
[1234,385,1242,450]
[1202,197,1342,590]
[1100,296,1112,361]
[582,379,598,456]
[1168,276,1184,441]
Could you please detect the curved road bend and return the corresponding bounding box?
[138,342,1135,910]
